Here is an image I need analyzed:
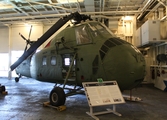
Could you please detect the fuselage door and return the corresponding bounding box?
[62,54,76,82]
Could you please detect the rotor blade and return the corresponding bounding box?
[10,13,76,71]
[19,33,27,41]
[28,25,32,40]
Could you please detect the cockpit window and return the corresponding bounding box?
[88,22,115,37]
[75,25,92,45]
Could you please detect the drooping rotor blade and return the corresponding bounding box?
[10,12,80,71]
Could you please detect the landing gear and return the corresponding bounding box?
[15,74,21,82]
[15,77,19,82]
[49,87,66,106]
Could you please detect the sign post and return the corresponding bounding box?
[82,81,125,120]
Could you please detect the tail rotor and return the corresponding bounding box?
[19,25,33,52]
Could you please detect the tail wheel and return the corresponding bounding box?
[49,87,66,106]
[15,77,19,82]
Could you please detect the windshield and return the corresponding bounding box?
[75,22,116,45]
[75,25,92,45]
[88,22,115,38]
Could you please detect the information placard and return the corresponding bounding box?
[82,81,125,107]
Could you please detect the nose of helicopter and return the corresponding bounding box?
[101,41,146,90]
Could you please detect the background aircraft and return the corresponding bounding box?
[10,12,146,107]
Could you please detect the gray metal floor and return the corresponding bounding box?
[0,77,167,120]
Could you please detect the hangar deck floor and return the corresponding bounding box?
[0,77,167,120]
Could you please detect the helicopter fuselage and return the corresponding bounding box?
[15,21,145,90]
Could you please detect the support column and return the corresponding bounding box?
[132,16,136,45]
[158,8,164,19]
[153,10,158,20]
[8,25,12,80]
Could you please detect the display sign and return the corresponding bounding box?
[82,81,125,107]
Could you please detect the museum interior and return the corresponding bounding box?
[0,0,167,120]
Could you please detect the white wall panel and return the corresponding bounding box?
[109,21,118,31]
[160,21,167,39]
[141,20,160,45]
[134,27,142,47]
[124,22,133,36]
[0,26,9,53]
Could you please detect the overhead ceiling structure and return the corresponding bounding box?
[0,0,166,26]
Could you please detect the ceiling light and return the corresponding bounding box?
[122,16,132,21]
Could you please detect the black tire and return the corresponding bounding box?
[49,87,66,106]
[15,77,19,82]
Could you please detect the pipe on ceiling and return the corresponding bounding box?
[137,0,159,21]
[0,10,140,21]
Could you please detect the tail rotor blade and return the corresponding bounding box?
[28,25,32,40]
[19,33,27,41]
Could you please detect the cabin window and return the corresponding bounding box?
[51,56,56,65]
[64,57,76,66]
[42,56,47,65]
[65,58,70,66]
[75,25,92,45]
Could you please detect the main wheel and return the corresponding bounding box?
[49,87,66,106]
